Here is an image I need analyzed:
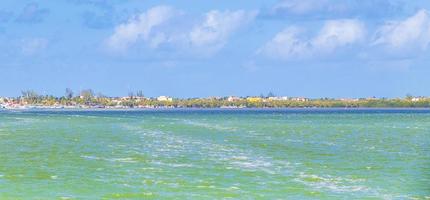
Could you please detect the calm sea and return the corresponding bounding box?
[0,109,429,199]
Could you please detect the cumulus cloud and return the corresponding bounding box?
[373,9,430,51]
[106,6,177,51]
[106,6,257,55]
[259,19,365,60]
[189,10,257,52]
[257,27,310,59]
[16,2,49,23]
[313,19,366,52]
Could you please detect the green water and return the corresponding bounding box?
[0,109,429,199]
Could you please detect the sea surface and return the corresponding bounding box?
[0,109,429,199]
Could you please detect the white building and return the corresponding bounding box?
[340,98,359,102]
[157,96,173,102]
[411,97,423,102]
[291,97,309,102]
[268,96,289,101]
[227,96,241,102]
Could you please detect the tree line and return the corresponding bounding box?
[5,89,430,108]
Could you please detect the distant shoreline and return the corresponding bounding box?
[2,107,430,112]
[2,93,429,110]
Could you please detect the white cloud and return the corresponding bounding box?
[189,10,257,52]
[106,7,257,55]
[20,38,48,55]
[258,27,310,59]
[259,19,365,60]
[313,19,365,52]
[106,6,177,51]
[373,9,430,50]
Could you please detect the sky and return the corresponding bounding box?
[1,0,430,98]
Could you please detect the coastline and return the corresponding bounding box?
[2,106,430,112]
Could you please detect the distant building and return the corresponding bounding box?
[291,97,309,102]
[411,97,423,102]
[208,96,222,100]
[247,97,263,102]
[268,96,289,101]
[157,96,173,102]
[227,96,241,102]
[339,98,359,102]
[120,96,147,101]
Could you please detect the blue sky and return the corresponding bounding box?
[1,0,430,98]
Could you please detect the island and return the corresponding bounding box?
[0,89,429,109]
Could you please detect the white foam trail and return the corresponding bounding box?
[295,172,368,193]
[121,123,413,199]
[80,155,137,163]
[151,161,194,168]
[182,119,237,132]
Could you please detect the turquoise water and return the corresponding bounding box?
[0,109,429,199]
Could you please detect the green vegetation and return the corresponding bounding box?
[1,89,429,108]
